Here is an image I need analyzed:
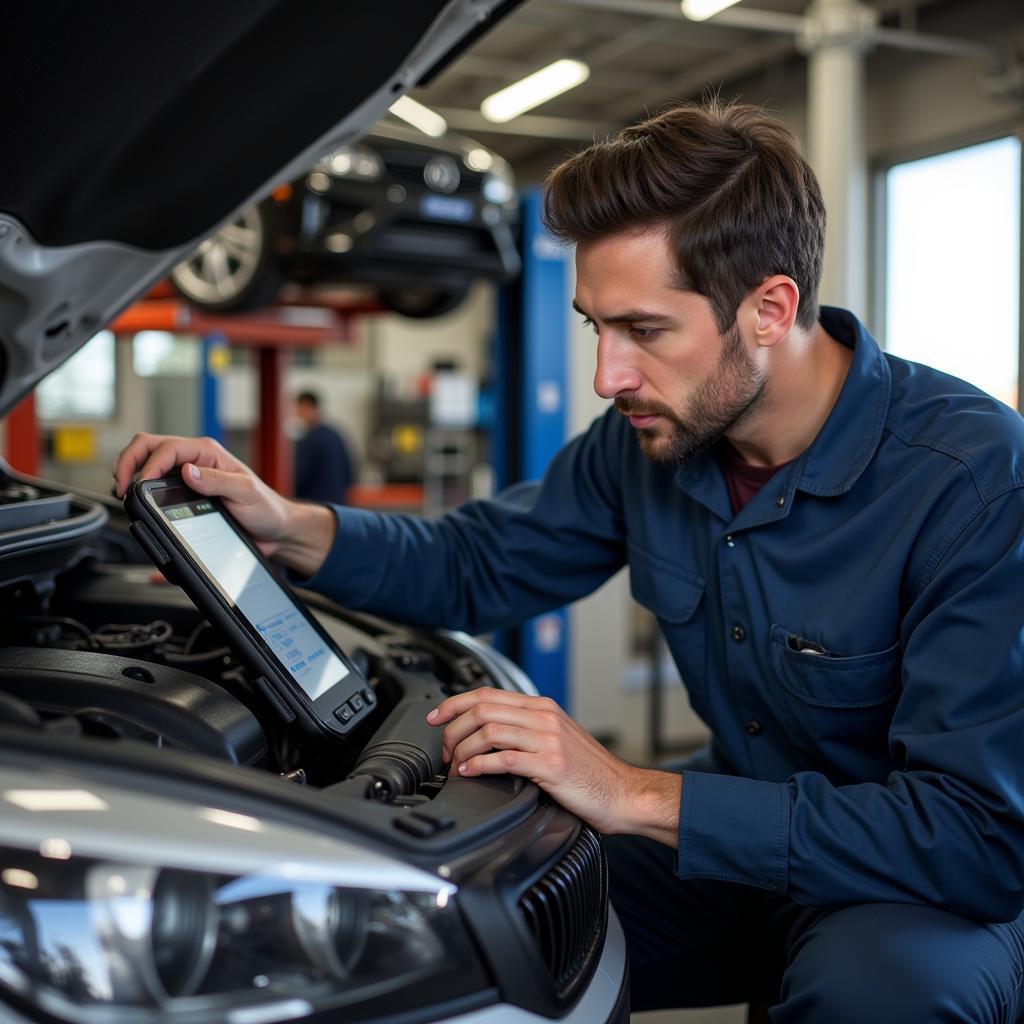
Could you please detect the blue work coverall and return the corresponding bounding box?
[303,307,1024,1020]
[294,422,353,504]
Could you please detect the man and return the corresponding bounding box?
[292,389,353,504]
[115,101,1024,1021]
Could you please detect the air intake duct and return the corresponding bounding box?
[348,691,445,800]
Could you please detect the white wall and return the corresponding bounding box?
[32,336,165,495]
[370,281,495,381]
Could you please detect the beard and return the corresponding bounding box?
[615,323,767,466]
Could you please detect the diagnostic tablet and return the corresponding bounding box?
[125,475,373,740]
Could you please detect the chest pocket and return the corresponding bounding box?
[768,623,901,779]
[629,545,708,716]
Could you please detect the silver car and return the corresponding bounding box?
[0,3,628,1022]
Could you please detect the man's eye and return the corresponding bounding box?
[629,326,660,340]
[581,317,597,334]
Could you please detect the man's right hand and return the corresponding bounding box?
[113,433,336,577]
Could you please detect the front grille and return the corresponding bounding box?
[518,827,608,1001]
[375,222,494,259]
[379,147,485,196]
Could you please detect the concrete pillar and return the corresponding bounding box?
[800,0,877,317]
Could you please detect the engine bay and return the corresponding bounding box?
[0,469,522,818]
[0,466,614,1018]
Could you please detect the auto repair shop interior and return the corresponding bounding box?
[1,1,1023,1023]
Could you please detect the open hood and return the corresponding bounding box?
[0,0,520,419]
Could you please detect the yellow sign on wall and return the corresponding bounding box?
[53,426,98,463]
[392,424,423,456]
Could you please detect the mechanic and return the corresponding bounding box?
[114,100,1024,1022]
[292,389,354,504]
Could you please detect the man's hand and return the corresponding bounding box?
[113,433,336,577]
[427,688,682,846]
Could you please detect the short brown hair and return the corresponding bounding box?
[543,99,826,331]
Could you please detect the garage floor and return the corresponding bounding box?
[632,1006,747,1023]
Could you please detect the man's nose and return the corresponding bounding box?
[594,334,641,399]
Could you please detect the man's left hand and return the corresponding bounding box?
[427,688,682,846]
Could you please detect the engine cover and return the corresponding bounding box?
[0,647,265,765]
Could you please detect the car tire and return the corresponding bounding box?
[170,204,281,312]
[378,282,471,319]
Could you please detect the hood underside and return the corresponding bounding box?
[0,0,519,418]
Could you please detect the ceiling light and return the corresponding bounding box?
[325,232,354,253]
[39,837,73,860]
[681,0,742,20]
[388,96,448,138]
[481,59,590,123]
[1,868,38,890]
[465,147,493,172]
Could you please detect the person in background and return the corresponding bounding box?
[293,390,354,504]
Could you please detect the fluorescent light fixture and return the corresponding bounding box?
[388,96,447,138]
[681,0,742,20]
[481,59,590,123]
[1,868,38,890]
[39,838,73,860]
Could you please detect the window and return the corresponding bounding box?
[36,331,116,421]
[884,136,1021,409]
[133,331,201,377]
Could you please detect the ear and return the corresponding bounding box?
[751,276,800,349]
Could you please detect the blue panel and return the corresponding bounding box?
[487,284,516,661]
[518,188,572,709]
[200,333,227,444]
[521,190,570,481]
[490,286,513,493]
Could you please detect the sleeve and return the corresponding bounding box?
[680,486,1024,922]
[299,411,629,634]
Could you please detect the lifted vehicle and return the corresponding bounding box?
[170,124,520,319]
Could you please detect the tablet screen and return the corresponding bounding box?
[162,496,349,701]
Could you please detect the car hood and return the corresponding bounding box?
[0,0,519,419]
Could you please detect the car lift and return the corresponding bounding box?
[2,283,393,501]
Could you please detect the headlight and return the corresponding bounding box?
[0,851,479,1023]
[317,144,383,182]
[0,776,487,1024]
[482,162,516,206]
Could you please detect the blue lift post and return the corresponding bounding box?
[515,189,574,709]
[200,333,228,443]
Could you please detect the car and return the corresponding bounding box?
[169,124,521,319]
[0,4,628,1024]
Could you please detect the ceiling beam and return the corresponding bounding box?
[554,0,682,17]
[605,35,797,118]
[551,0,759,47]
[586,16,681,66]
[430,36,799,138]
[427,0,958,142]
